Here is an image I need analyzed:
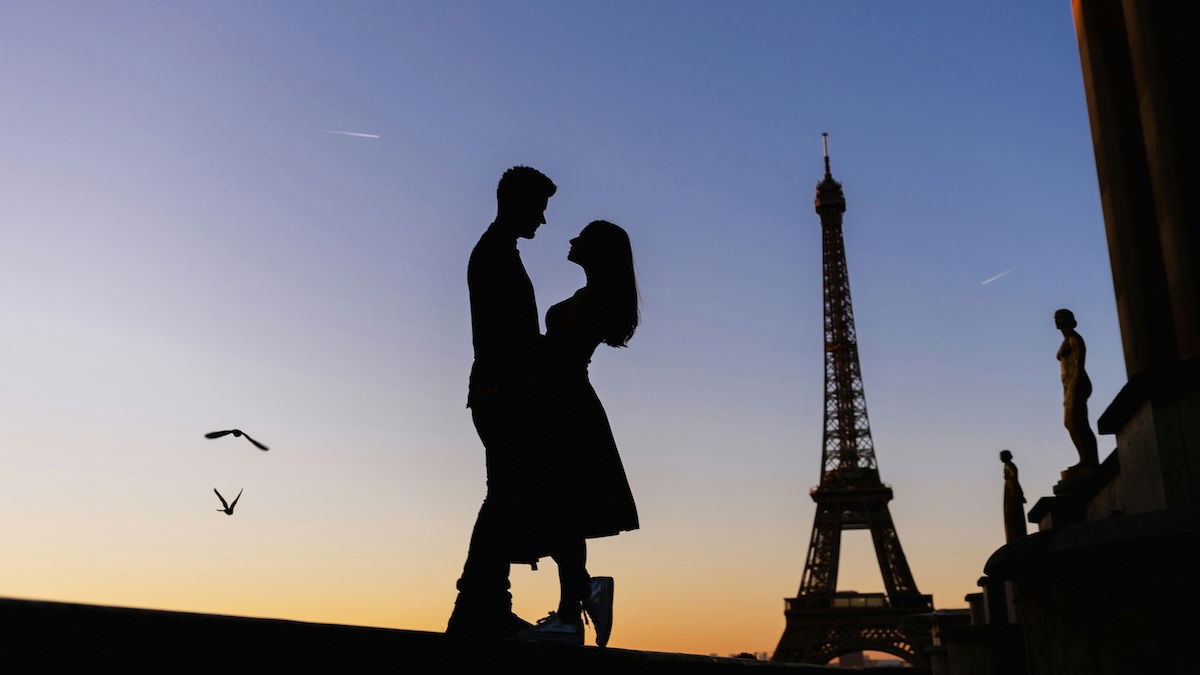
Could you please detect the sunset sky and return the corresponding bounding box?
[0,1,1121,657]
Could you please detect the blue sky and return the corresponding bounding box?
[0,1,1119,655]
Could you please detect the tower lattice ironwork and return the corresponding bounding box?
[773,136,933,666]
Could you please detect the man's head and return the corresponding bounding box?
[1054,308,1077,330]
[1000,449,1013,463]
[496,166,556,238]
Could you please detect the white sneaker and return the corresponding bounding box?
[516,611,584,646]
[584,576,614,647]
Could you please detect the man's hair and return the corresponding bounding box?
[496,166,557,206]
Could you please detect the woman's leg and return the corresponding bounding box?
[551,538,589,622]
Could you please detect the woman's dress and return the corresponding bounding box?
[535,288,639,547]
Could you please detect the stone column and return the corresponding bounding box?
[1072,0,1200,512]
[1071,0,1176,376]
[1119,1,1200,362]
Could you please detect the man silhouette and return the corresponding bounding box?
[447,166,557,638]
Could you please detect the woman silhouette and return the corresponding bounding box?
[519,220,640,647]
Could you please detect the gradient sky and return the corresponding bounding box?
[0,1,1121,657]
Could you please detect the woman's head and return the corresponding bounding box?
[569,220,638,347]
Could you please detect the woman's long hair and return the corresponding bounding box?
[584,220,639,347]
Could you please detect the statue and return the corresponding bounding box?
[1000,450,1027,543]
[1055,309,1099,476]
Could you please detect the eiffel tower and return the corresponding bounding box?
[773,136,933,666]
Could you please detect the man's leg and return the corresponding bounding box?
[448,398,523,636]
[452,496,510,599]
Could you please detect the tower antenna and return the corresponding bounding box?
[822,132,831,178]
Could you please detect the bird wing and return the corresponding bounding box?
[213,488,229,509]
[205,430,234,439]
[242,433,269,451]
[229,488,243,510]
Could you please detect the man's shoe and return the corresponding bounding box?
[584,576,614,647]
[504,611,535,635]
[447,607,533,639]
[516,611,584,646]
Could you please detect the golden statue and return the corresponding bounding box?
[1000,450,1027,543]
[1055,309,1099,476]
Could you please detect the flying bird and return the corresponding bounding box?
[205,429,269,451]
[214,487,243,516]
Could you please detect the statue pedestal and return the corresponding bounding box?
[1025,452,1120,532]
[1058,464,1096,481]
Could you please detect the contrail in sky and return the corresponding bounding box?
[320,130,381,139]
[981,265,1019,286]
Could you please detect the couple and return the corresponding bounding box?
[447,166,639,647]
